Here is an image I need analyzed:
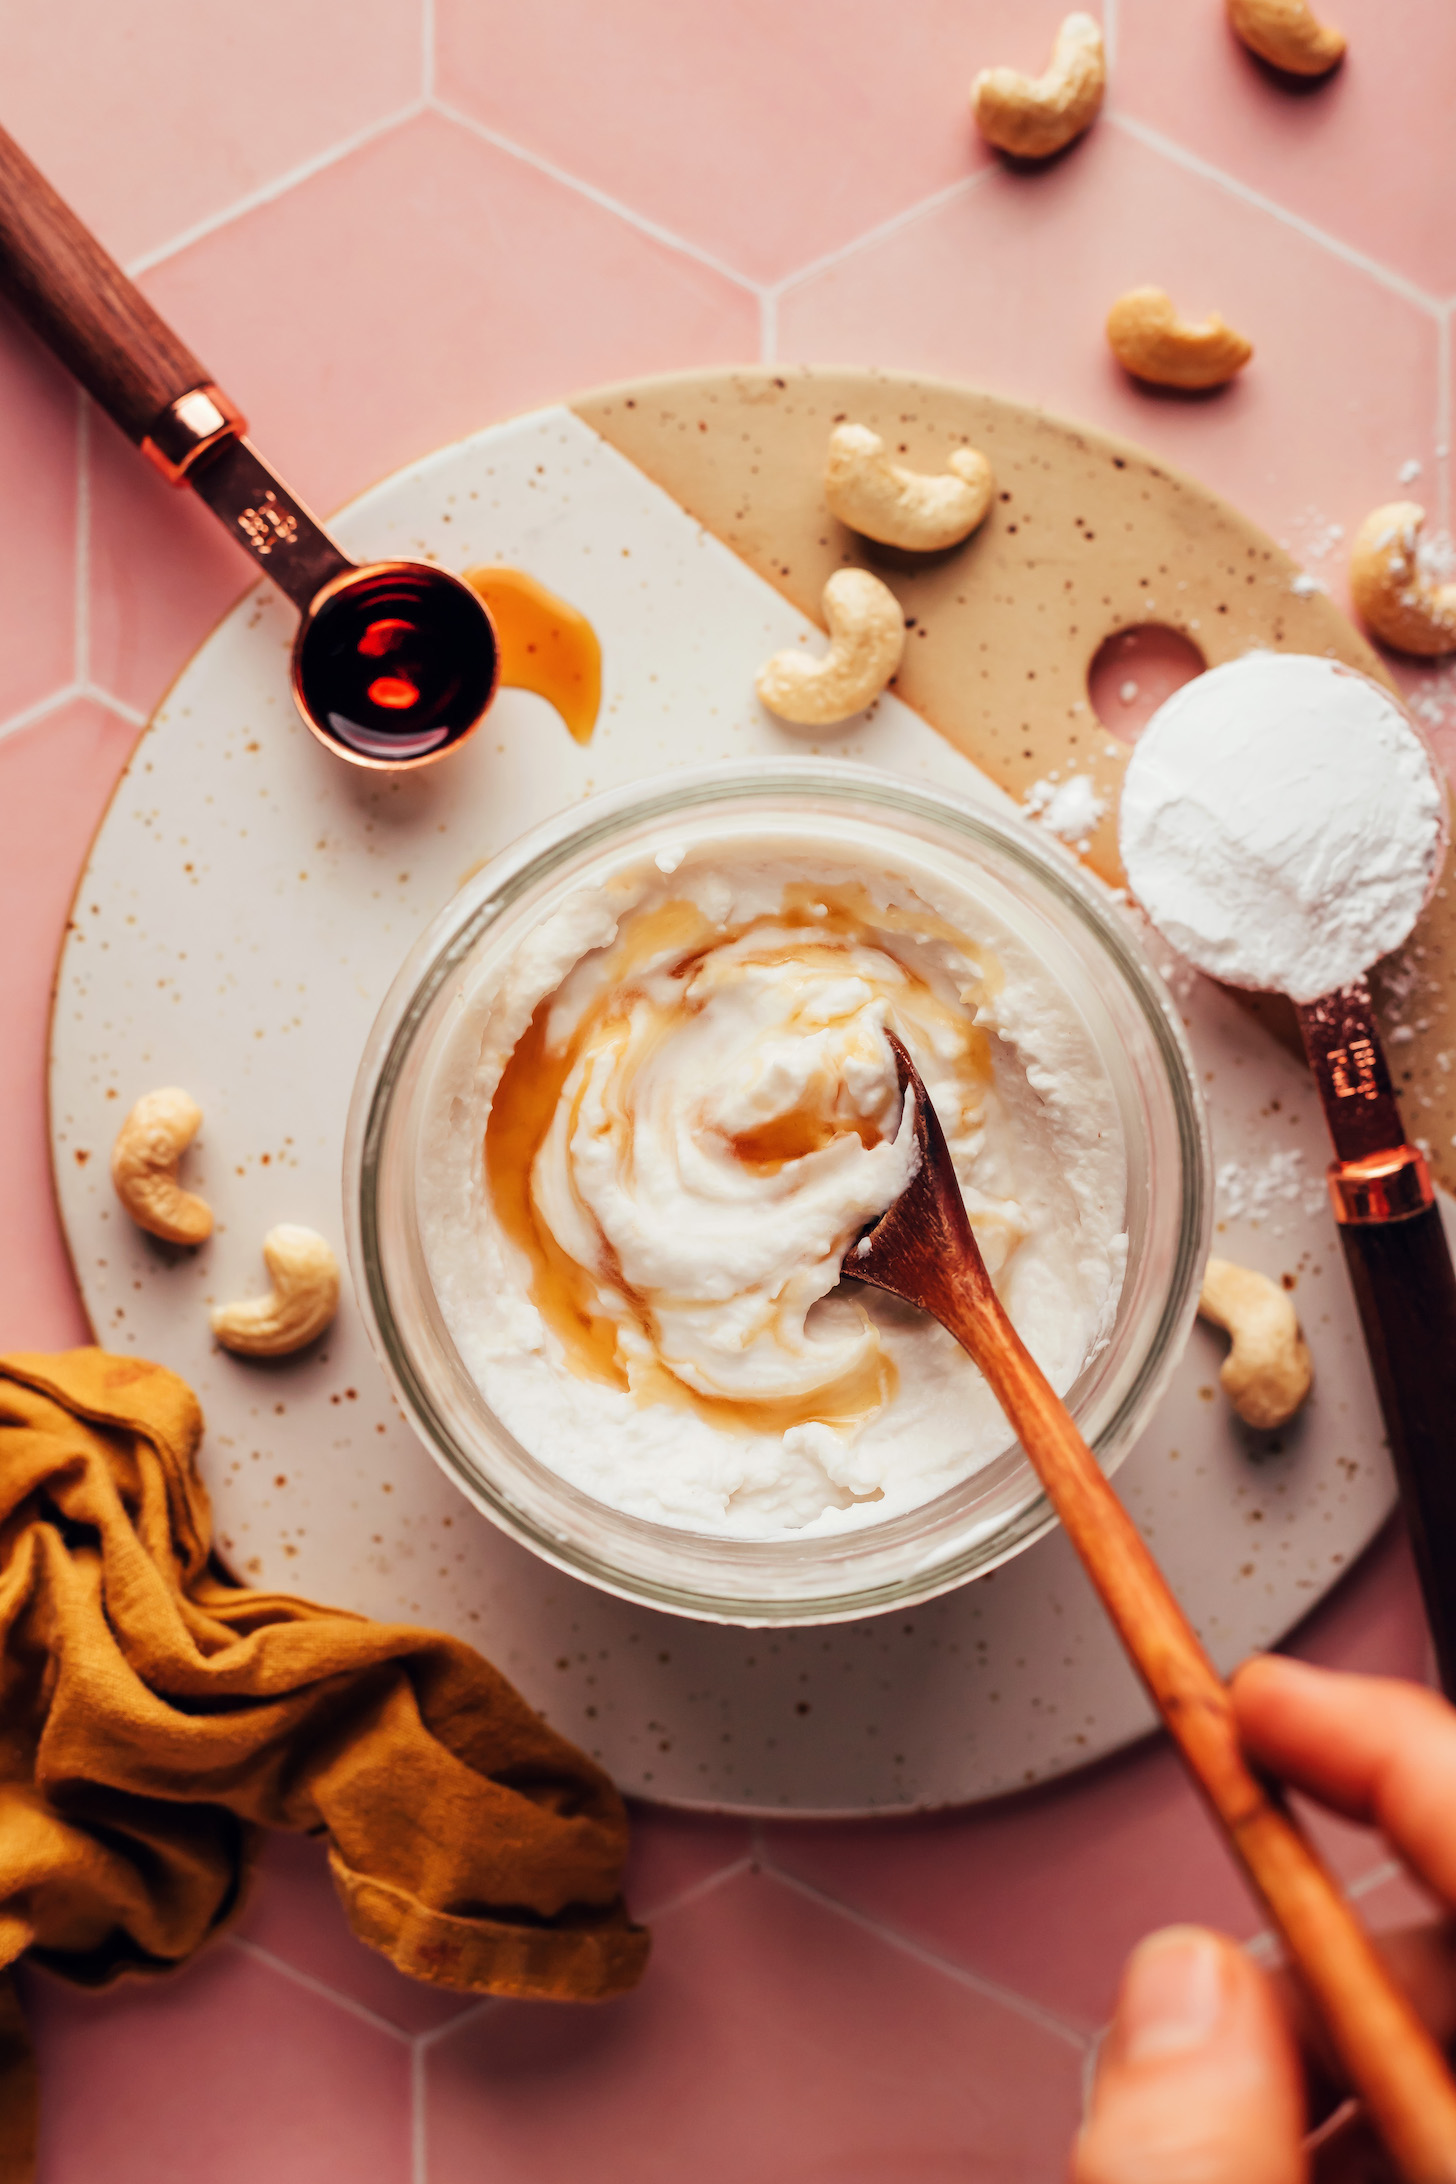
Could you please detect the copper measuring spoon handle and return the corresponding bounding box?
[1298,979,1456,1694]
[0,120,219,450]
[850,1035,1456,2184]
[0,119,498,768]
[0,119,347,604]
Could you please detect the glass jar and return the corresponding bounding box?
[345,761,1210,1625]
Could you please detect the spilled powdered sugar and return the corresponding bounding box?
[1214,1147,1326,1231]
[1023,772,1106,848]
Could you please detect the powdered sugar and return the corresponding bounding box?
[1215,1147,1326,1229]
[1023,772,1106,846]
[1119,653,1445,1003]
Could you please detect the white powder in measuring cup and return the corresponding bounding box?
[1119,653,1447,1003]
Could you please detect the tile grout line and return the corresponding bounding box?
[73,395,91,686]
[766,169,991,306]
[1345,1857,1404,1903]
[0,682,83,747]
[421,0,436,101]
[759,291,778,365]
[1109,112,1446,315]
[415,1991,501,2052]
[633,1852,757,1927]
[226,1935,415,2044]
[1101,0,1119,74]
[124,100,428,277]
[762,1862,1091,2051]
[79,682,148,728]
[429,99,766,298]
[1242,1856,1405,1966]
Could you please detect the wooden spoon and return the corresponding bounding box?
[849,1034,1456,2183]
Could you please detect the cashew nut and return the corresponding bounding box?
[1228,0,1345,77]
[110,1087,213,1246]
[211,1225,340,1357]
[1106,287,1253,391]
[824,425,994,553]
[755,568,905,727]
[1198,1258,1313,1431]
[1349,502,1456,658]
[971,13,1105,160]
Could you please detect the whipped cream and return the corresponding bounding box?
[1120,654,1446,1004]
[419,835,1128,1539]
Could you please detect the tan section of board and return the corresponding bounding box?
[573,365,1456,1193]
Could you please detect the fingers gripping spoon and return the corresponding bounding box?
[854,1034,1456,2184]
[1118,652,1456,1695]
[0,122,498,769]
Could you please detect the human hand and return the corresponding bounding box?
[1072,1655,1456,2183]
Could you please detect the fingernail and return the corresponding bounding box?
[1119,1927,1228,2062]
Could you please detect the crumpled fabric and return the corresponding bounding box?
[0,1347,649,2179]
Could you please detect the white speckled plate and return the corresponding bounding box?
[49,400,1408,1813]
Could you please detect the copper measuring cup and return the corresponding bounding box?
[0,123,498,771]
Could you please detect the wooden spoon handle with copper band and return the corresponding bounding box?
[951,1282,1456,2182]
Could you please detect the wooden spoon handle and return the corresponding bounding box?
[954,1296,1456,2183]
[0,121,209,442]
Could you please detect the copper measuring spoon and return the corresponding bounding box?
[0,123,498,771]
[852,1035,1456,2184]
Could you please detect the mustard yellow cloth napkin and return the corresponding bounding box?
[0,1348,649,2178]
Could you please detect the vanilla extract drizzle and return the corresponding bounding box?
[486,883,997,1438]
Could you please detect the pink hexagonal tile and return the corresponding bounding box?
[133,110,761,524]
[0,310,77,727]
[234,1832,479,2036]
[1115,1,1456,299]
[762,1734,1253,2034]
[762,1530,1425,2030]
[433,0,1054,286]
[79,108,762,719]
[0,699,137,1353]
[424,1866,1084,2183]
[1,0,423,270]
[20,1941,411,2184]
[777,122,1439,565]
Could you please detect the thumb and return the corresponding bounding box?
[1073,1926,1306,2184]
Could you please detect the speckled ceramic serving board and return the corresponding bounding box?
[49,374,1432,1813]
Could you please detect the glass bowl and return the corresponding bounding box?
[345,761,1210,1626]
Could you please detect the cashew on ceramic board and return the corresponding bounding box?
[1198,1258,1313,1430]
[110,1087,214,1246]
[824,425,994,553]
[1349,502,1456,658]
[970,13,1105,159]
[755,568,905,727]
[1106,287,1253,392]
[1227,0,1346,77]
[211,1225,341,1358]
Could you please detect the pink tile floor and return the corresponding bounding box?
[0,3,1450,2175]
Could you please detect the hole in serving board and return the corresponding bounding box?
[1088,624,1205,742]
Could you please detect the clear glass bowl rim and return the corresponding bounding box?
[345,758,1212,1626]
